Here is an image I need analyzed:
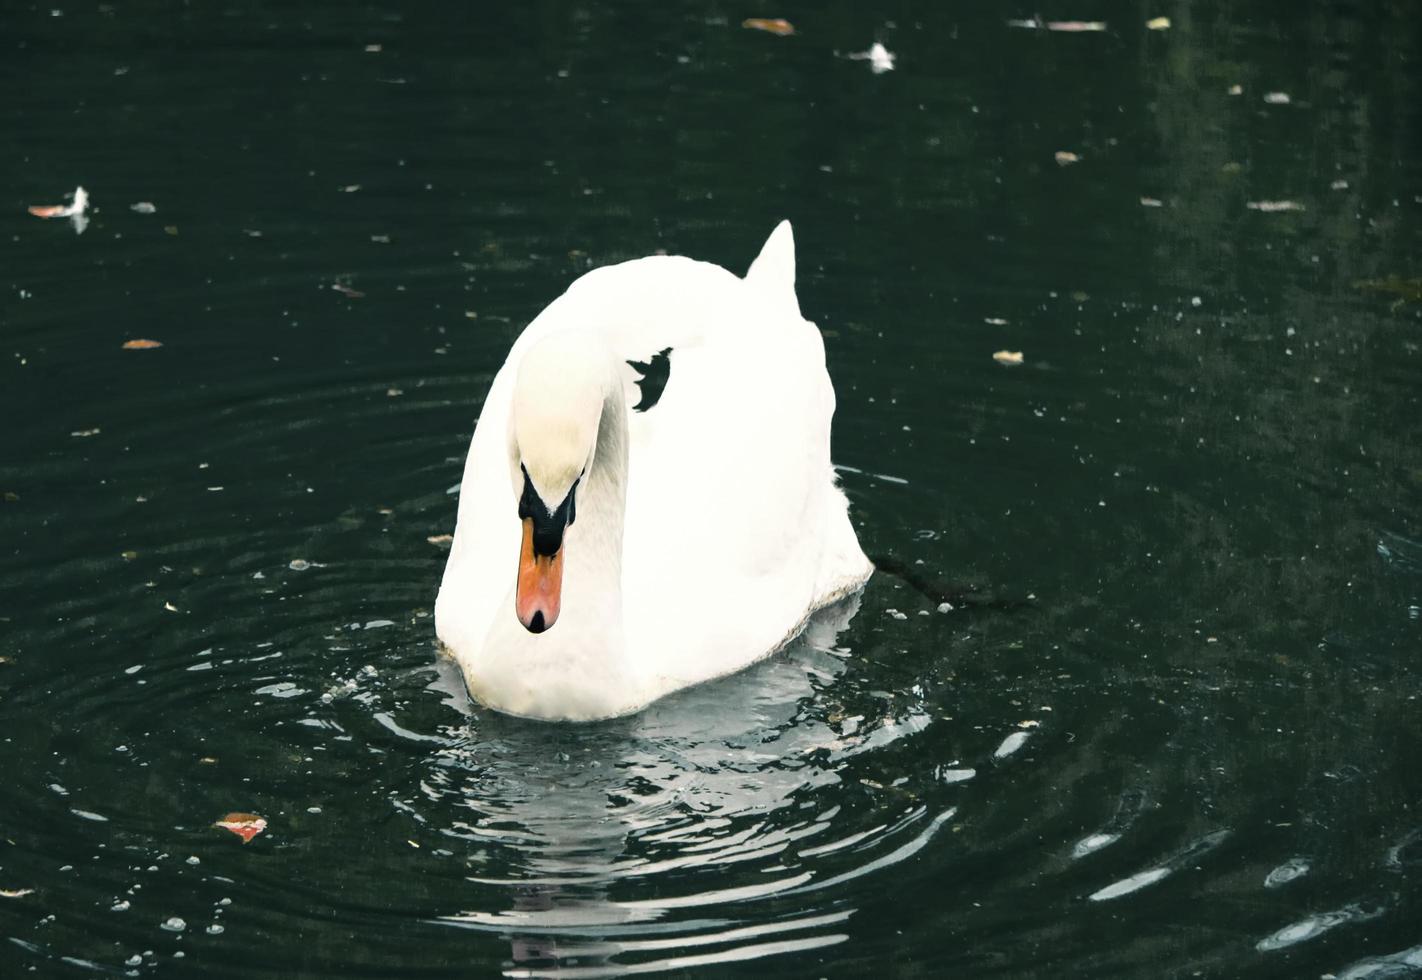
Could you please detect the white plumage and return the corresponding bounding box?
[434,222,872,720]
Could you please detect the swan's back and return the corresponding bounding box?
[436,223,872,710]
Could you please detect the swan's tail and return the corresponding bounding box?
[744,220,802,320]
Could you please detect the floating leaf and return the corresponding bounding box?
[27,187,89,233]
[742,17,794,36]
[993,350,1024,366]
[994,730,1031,758]
[214,812,267,844]
[847,42,895,73]
[1146,16,1171,30]
[1047,20,1107,32]
[122,339,163,350]
[1246,200,1305,213]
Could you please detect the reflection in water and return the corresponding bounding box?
[411,596,941,973]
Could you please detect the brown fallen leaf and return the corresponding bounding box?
[1047,20,1107,32]
[27,187,88,220]
[332,283,365,299]
[214,812,267,844]
[742,17,795,36]
[993,350,1025,366]
[427,534,453,546]
[122,339,163,350]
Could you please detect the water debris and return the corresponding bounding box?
[847,42,895,73]
[27,186,90,233]
[994,730,1031,758]
[742,17,794,36]
[1073,832,1121,858]
[427,534,453,546]
[1089,866,1170,901]
[1256,905,1374,952]
[121,339,163,350]
[1354,276,1422,303]
[993,350,1024,366]
[214,812,267,843]
[1008,17,1107,31]
[0,889,35,899]
[1054,151,1081,166]
[1146,16,1171,30]
[1264,857,1310,888]
[1140,196,1164,207]
[1246,200,1305,213]
[1263,91,1291,104]
[332,283,365,299]
[130,202,157,214]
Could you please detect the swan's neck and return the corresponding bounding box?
[472,372,644,720]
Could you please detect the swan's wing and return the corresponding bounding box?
[618,224,867,686]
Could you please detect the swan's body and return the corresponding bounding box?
[434,222,872,720]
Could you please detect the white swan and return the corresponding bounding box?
[434,222,872,720]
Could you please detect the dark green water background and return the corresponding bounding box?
[2,1,1420,977]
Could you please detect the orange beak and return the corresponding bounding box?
[516,517,563,633]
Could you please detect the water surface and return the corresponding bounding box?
[2,1,1421,976]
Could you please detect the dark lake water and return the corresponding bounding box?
[3,1,1421,976]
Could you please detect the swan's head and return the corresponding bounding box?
[507,334,610,634]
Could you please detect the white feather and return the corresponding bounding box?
[434,222,873,720]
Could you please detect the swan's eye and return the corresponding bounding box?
[517,465,579,556]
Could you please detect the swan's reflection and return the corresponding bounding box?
[423,595,923,976]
